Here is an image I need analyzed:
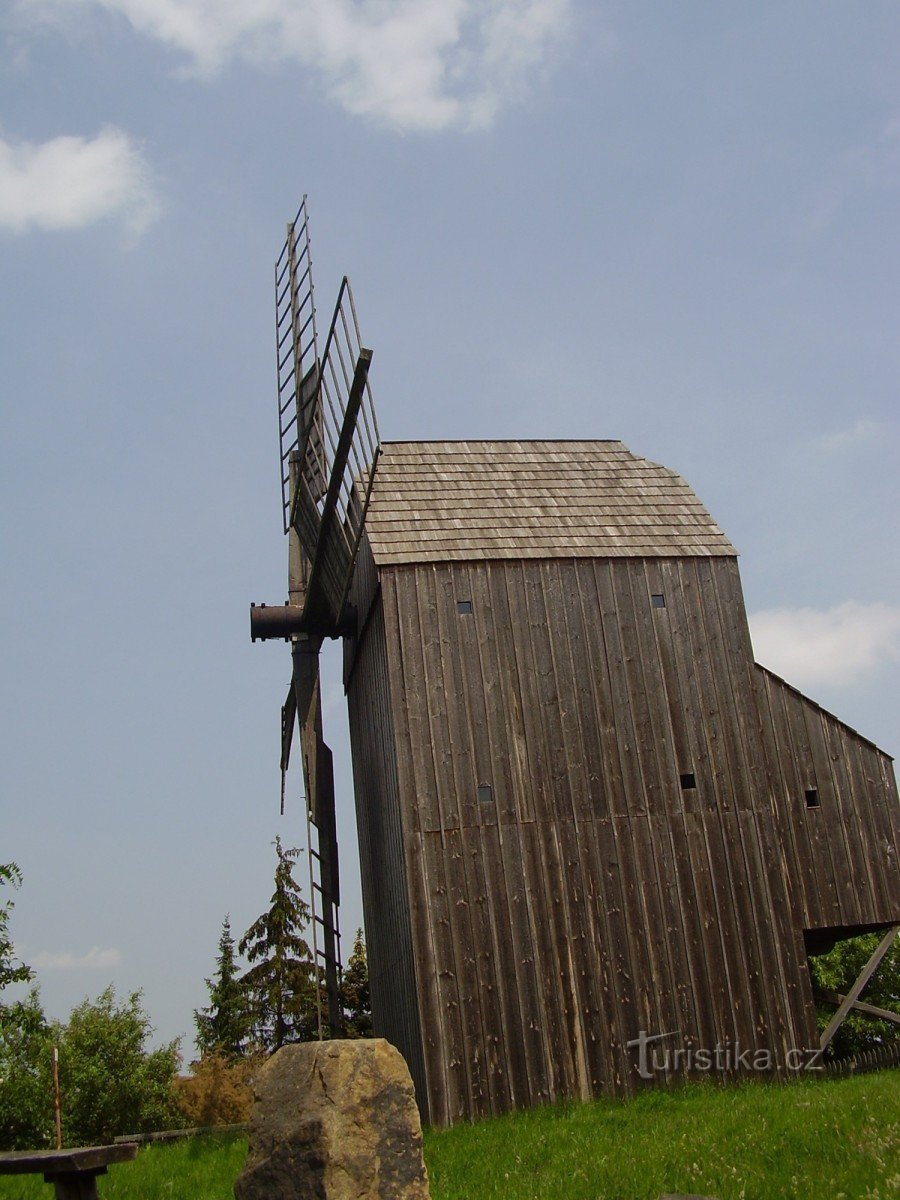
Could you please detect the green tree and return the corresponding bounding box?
[194,915,252,1059]
[0,989,53,1150]
[341,928,372,1038]
[55,986,181,1145]
[809,931,899,1058]
[238,838,319,1051]
[0,863,50,1150]
[0,862,33,992]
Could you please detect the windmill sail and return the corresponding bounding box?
[261,197,381,1037]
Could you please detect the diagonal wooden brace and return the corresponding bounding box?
[810,924,899,1065]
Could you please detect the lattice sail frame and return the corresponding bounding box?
[275,199,380,631]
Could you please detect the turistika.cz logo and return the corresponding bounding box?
[625,1029,823,1080]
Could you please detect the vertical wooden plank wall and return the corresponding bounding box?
[753,666,899,931]
[345,591,428,1114]
[365,554,899,1124]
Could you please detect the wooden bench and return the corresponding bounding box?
[0,1143,138,1199]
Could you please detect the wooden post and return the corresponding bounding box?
[51,1046,62,1150]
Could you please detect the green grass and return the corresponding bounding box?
[424,1072,900,1200]
[0,1072,896,1199]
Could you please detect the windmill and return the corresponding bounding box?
[249,198,898,1124]
[250,197,380,1036]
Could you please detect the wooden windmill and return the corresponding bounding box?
[252,200,900,1122]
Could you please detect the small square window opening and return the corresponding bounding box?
[805,788,820,808]
[477,784,493,804]
[651,594,666,608]
[457,600,473,615]
[680,772,697,790]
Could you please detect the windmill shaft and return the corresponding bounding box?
[250,604,309,641]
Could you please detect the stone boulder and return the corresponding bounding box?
[234,1038,430,1200]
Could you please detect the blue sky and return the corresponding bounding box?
[2,2,898,1053]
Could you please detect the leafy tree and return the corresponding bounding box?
[0,989,53,1150]
[0,862,33,992]
[55,986,181,1145]
[809,931,899,1058]
[0,864,49,1150]
[194,916,252,1059]
[238,838,319,1051]
[341,928,372,1038]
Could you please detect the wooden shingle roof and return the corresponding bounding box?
[364,440,735,565]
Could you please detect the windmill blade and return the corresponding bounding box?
[279,683,297,816]
[291,636,343,1035]
[276,198,320,535]
[282,273,379,636]
[296,343,373,632]
[290,637,323,812]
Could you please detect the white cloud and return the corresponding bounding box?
[750,601,900,690]
[21,0,575,131]
[815,418,879,453]
[0,125,159,234]
[31,945,122,970]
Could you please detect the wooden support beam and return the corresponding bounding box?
[301,349,371,632]
[811,925,899,1064]
[814,987,900,1027]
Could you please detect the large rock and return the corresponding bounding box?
[234,1039,430,1200]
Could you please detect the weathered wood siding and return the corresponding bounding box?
[362,553,899,1124]
[345,586,427,1113]
[754,664,899,934]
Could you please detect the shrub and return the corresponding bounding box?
[173,1051,262,1127]
[56,986,182,1144]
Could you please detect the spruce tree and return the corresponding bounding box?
[341,928,372,1038]
[238,839,319,1051]
[194,916,251,1059]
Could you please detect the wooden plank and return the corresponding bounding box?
[573,560,623,817]
[779,677,841,926]
[521,562,575,824]
[822,713,880,919]
[557,816,617,1093]
[815,987,900,1026]
[844,735,892,916]
[683,811,736,1048]
[441,826,490,1116]
[610,563,666,815]
[502,564,553,821]
[393,568,441,836]
[543,821,593,1100]
[405,831,448,1125]
[422,831,470,1122]
[433,565,479,830]
[476,823,531,1108]
[486,564,536,823]
[756,669,816,928]
[591,560,647,816]
[656,559,716,817]
[518,819,572,1101]
[543,561,592,821]
[499,820,552,1104]
[449,563,501,828]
